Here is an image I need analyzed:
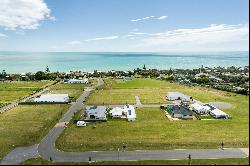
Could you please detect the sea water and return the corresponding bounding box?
[0,51,248,73]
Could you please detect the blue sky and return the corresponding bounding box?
[0,0,248,52]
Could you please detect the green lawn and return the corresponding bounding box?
[0,81,54,104]
[57,78,249,152]
[0,104,69,160]
[48,80,96,102]
[21,157,249,165]
[86,78,237,105]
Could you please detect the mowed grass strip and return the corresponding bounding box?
[21,157,249,165]
[0,81,53,103]
[0,104,69,160]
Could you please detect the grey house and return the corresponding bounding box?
[85,106,107,121]
[171,105,193,120]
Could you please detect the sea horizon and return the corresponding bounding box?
[1,51,249,73]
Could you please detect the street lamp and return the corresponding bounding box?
[117,148,120,160]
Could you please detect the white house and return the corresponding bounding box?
[203,104,229,119]
[110,104,136,121]
[77,121,86,127]
[34,94,69,103]
[166,92,191,102]
[66,78,88,84]
[190,103,209,114]
[85,106,107,121]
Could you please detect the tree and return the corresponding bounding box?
[35,71,46,80]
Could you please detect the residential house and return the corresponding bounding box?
[85,106,107,121]
[166,104,193,120]
[166,92,192,102]
[66,78,88,84]
[110,104,136,121]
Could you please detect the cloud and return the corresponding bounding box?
[136,23,249,51]
[0,33,7,38]
[157,16,168,20]
[131,15,168,22]
[85,36,119,42]
[131,16,155,22]
[129,32,147,35]
[0,0,54,30]
[68,41,83,45]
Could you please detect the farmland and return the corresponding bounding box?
[0,104,69,160]
[57,78,249,152]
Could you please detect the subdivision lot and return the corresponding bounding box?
[86,78,238,105]
[57,78,249,152]
[48,80,95,102]
[0,104,69,160]
[0,81,53,105]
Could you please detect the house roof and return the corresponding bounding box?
[172,105,193,115]
[86,106,107,117]
[34,94,69,102]
[166,92,191,100]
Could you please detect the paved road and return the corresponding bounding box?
[0,79,103,165]
[1,78,249,165]
[0,144,39,165]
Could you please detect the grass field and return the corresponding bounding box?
[86,78,237,105]
[0,104,69,160]
[0,81,54,105]
[57,78,249,152]
[21,157,249,165]
[48,79,96,102]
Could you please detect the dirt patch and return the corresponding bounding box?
[208,102,232,109]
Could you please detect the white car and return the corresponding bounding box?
[77,121,86,127]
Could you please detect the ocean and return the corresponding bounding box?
[0,51,248,73]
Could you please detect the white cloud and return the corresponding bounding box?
[131,15,168,22]
[136,23,249,51]
[0,0,54,30]
[68,41,83,45]
[129,32,147,35]
[131,16,155,22]
[157,16,168,20]
[0,33,7,38]
[85,36,119,42]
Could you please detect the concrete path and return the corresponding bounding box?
[134,96,143,108]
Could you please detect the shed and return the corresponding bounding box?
[34,94,69,103]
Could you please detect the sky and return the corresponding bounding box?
[0,0,249,52]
